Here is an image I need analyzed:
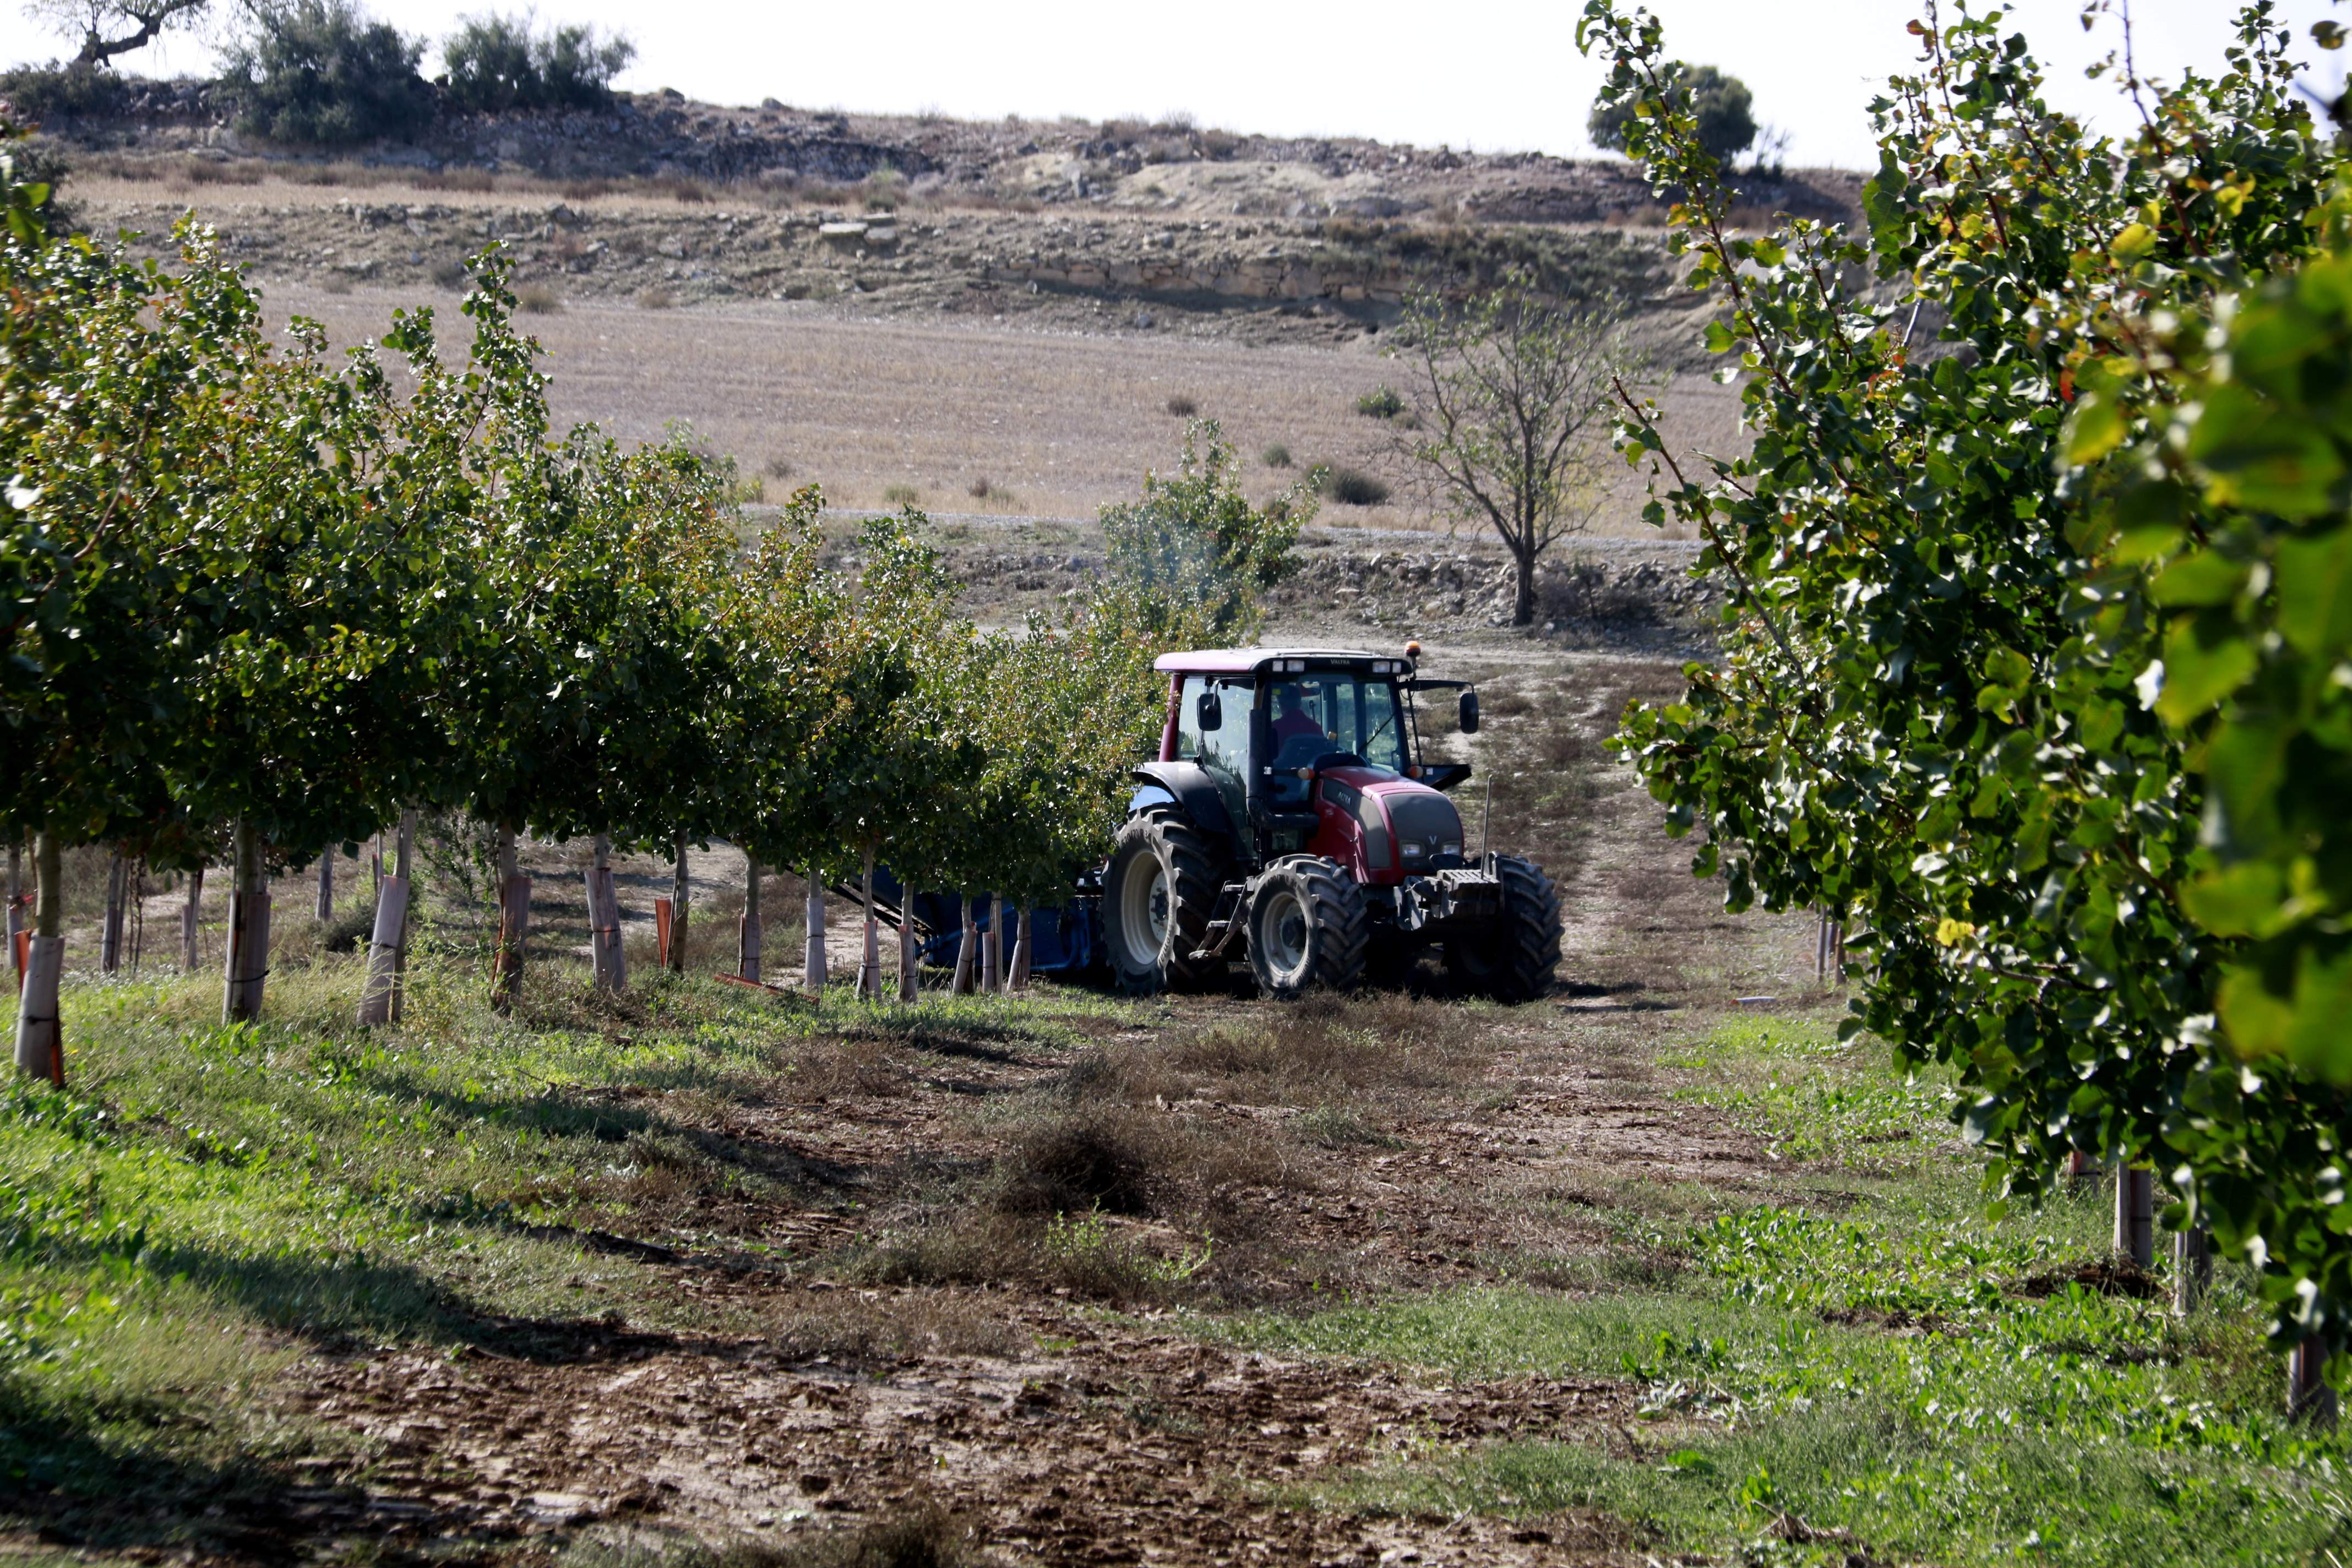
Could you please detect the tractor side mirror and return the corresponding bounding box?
[1458,689,1480,735]
[1196,687,1224,732]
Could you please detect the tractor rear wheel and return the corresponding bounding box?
[1444,855,1561,1002]
[1104,810,1222,995]
[1246,856,1368,999]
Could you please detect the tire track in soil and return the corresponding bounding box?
[281,1310,1649,1566]
[249,647,1807,1563]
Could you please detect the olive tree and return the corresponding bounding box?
[1393,273,1646,626]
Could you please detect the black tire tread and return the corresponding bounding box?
[1487,854,1562,1003]
[1106,809,1225,996]
[1248,854,1369,998]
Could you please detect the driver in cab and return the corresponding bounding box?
[1272,682,1325,747]
[1268,682,1329,805]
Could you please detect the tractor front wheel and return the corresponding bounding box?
[1104,811,1222,995]
[1246,856,1368,999]
[1444,855,1562,1002]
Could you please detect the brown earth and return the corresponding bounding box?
[36,636,1829,1568]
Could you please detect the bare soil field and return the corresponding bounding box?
[18,638,1823,1568]
[219,274,1734,533]
[59,176,1743,531]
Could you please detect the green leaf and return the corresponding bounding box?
[2062,393,2127,466]
[2109,222,2157,263]
[2182,861,2285,938]
[2148,549,2247,608]
[2274,525,2352,657]
[2153,615,2257,725]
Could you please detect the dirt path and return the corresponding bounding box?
[210,649,1811,1566]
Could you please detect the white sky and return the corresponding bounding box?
[7,1,2345,168]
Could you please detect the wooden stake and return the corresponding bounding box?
[12,832,64,1082]
[984,894,1003,993]
[739,853,763,983]
[669,832,690,974]
[804,867,826,993]
[953,894,976,995]
[315,851,333,921]
[2115,1165,2154,1269]
[181,864,204,971]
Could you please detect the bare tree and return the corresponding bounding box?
[1393,272,1647,627]
[24,0,213,68]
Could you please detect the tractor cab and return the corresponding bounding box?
[1136,647,1479,883]
[1104,645,1558,1002]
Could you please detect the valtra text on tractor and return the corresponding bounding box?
[1103,645,1562,999]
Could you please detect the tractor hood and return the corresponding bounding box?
[1320,766,1469,876]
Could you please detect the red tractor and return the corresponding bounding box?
[1103,645,1561,1000]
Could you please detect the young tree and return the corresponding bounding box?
[1581,0,2352,1397]
[1099,420,1312,643]
[1393,274,1644,627]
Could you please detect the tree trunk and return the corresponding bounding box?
[739,853,763,982]
[389,810,416,1022]
[2291,1338,2339,1424]
[222,819,271,1025]
[804,867,827,993]
[984,894,1003,993]
[181,864,205,971]
[2174,1226,2212,1316]
[12,831,64,1083]
[1512,548,1537,627]
[1010,902,1034,992]
[493,827,529,1013]
[897,884,918,1003]
[6,841,21,997]
[668,832,690,974]
[954,895,977,994]
[2114,1165,2154,1269]
[316,852,334,921]
[358,816,414,1027]
[100,850,127,975]
[858,846,881,999]
[585,833,625,993]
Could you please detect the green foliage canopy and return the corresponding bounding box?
[221,0,433,145]
[1579,0,2352,1371]
[1588,60,1756,163]
[440,12,634,113]
[1099,418,1312,644]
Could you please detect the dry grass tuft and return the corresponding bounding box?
[516,282,563,314]
[997,1111,1156,1216]
[1164,394,1199,417]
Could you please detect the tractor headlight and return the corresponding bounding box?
[1401,841,1425,859]
[1441,840,1462,857]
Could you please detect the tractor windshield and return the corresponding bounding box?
[1265,673,1406,774]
